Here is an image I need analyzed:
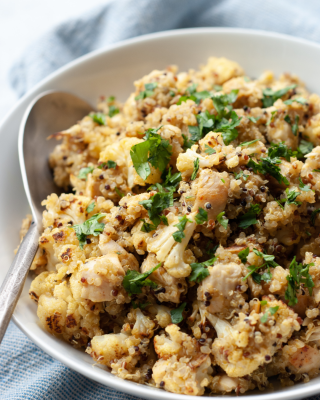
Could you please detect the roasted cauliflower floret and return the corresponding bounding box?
[209,297,301,377]
[197,262,243,314]
[141,253,187,303]
[147,212,196,278]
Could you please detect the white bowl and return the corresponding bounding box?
[2,27,320,400]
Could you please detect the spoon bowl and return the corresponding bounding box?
[0,91,93,342]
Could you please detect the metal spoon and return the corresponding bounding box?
[0,91,93,343]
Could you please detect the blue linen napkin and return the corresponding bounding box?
[4,0,320,398]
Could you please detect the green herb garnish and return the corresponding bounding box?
[170,302,187,324]
[262,84,297,108]
[123,263,161,295]
[72,213,105,249]
[237,204,261,229]
[285,257,314,306]
[135,82,158,100]
[216,211,228,229]
[195,208,208,224]
[191,158,200,181]
[173,215,192,243]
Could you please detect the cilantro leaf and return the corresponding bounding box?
[213,85,222,91]
[285,188,301,206]
[204,144,216,155]
[107,160,117,169]
[139,190,172,229]
[173,215,192,243]
[268,142,297,161]
[299,177,311,192]
[260,306,279,323]
[122,263,161,295]
[191,158,200,181]
[182,134,195,150]
[78,166,94,180]
[161,168,181,191]
[130,127,172,180]
[195,208,208,224]
[240,139,259,147]
[72,213,105,249]
[135,82,158,100]
[252,249,279,268]
[262,84,297,108]
[247,116,260,123]
[108,105,119,118]
[284,97,308,105]
[234,170,248,181]
[285,257,314,306]
[216,211,228,229]
[90,112,106,125]
[170,302,187,324]
[237,204,261,229]
[86,202,95,213]
[189,257,216,283]
[298,139,313,156]
[238,247,249,263]
[140,219,157,232]
[247,156,289,186]
[285,114,299,136]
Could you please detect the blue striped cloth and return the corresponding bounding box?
[4,0,320,398]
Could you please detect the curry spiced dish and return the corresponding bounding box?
[21,56,320,395]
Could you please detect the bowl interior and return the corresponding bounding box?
[2,28,320,400]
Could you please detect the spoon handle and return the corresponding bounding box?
[0,221,39,343]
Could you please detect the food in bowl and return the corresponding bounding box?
[21,55,320,395]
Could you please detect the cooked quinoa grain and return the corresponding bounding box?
[21,56,320,395]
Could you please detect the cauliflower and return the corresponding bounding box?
[301,146,320,193]
[176,147,217,179]
[42,193,94,228]
[30,268,103,347]
[147,304,172,328]
[141,253,187,303]
[147,212,196,278]
[128,308,156,339]
[79,254,126,303]
[153,325,213,395]
[88,331,153,383]
[209,297,301,377]
[197,262,243,314]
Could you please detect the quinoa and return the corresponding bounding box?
[19,56,320,395]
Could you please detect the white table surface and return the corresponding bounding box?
[0,0,108,121]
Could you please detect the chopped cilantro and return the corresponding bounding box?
[238,247,249,263]
[135,82,158,100]
[299,177,311,192]
[191,158,200,181]
[284,97,308,105]
[285,257,314,306]
[216,211,228,229]
[298,139,313,156]
[268,142,297,161]
[234,170,248,181]
[161,168,182,191]
[86,202,95,213]
[170,302,187,324]
[247,116,260,123]
[78,166,94,180]
[169,90,175,97]
[237,204,261,229]
[106,160,117,169]
[139,190,172,230]
[177,83,211,105]
[195,208,208,224]
[182,134,195,150]
[206,243,219,258]
[204,144,216,155]
[122,263,161,295]
[213,85,223,91]
[90,112,106,125]
[173,215,192,243]
[266,110,277,126]
[247,156,289,186]
[140,219,157,232]
[313,169,320,172]
[243,248,278,283]
[240,139,259,147]
[260,300,268,306]
[261,306,279,323]
[285,115,299,136]
[72,213,105,249]
[130,127,172,180]
[262,84,297,107]
[285,188,301,206]
[107,96,115,102]
[189,257,216,283]
[221,178,225,183]
[108,105,119,118]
